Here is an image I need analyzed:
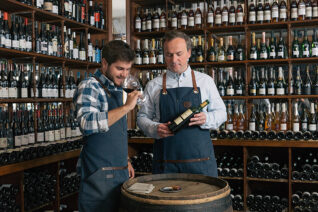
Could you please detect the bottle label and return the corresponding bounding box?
[153,19,160,29]
[59,88,64,98]
[3,88,8,98]
[181,15,187,26]
[49,130,55,142]
[291,8,298,19]
[299,4,306,15]
[5,38,11,48]
[293,123,300,132]
[250,52,257,59]
[237,12,243,23]
[19,39,26,50]
[207,13,214,24]
[15,135,21,147]
[55,130,61,141]
[76,127,81,136]
[66,127,72,138]
[260,52,268,59]
[135,57,142,65]
[142,21,146,31]
[276,88,285,95]
[80,50,86,61]
[293,50,299,56]
[54,89,58,98]
[72,129,77,138]
[41,41,48,52]
[309,124,317,131]
[8,87,17,98]
[160,18,166,28]
[259,88,266,95]
[302,123,308,131]
[249,11,256,22]
[60,128,66,140]
[195,14,202,25]
[227,54,234,61]
[312,48,318,56]
[222,12,228,23]
[272,7,279,18]
[29,133,35,144]
[313,7,318,17]
[12,40,19,49]
[44,130,49,142]
[88,45,93,57]
[142,57,149,64]
[280,123,287,131]
[250,88,256,95]
[249,122,256,131]
[267,87,275,95]
[264,10,271,21]
[229,13,236,23]
[280,8,287,18]
[180,109,193,120]
[0,138,7,148]
[303,50,310,57]
[257,11,264,21]
[21,88,28,98]
[171,18,177,28]
[236,89,242,95]
[226,88,234,96]
[48,44,53,55]
[146,20,152,30]
[95,12,100,22]
[226,123,234,130]
[90,16,95,26]
[22,135,29,146]
[44,2,53,11]
[64,2,69,12]
[0,36,6,46]
[26,41,32,51]
[188,17,194,26]
[306,7,312,18]
[157,55,164,64]
[149,56,156,64]
[69,40,73,50]
[73,48,79,59]
[215,14,222,24]
[37,132,44,142]
[0,88,3,98]
[218,55,225,61]
[52,5,58,14]
[270,51,276,57]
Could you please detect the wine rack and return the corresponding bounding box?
[0,0,111,211]
[127,0,318,211]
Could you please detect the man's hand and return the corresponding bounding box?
[189,112,206,126]
[128,161,135,178]
[157,122,174,138]
[124,90,141,111]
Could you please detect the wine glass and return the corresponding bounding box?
[122,74,146,105]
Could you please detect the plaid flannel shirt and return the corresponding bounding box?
[73,69,122,136]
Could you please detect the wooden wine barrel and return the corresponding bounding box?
[120,173,233,212]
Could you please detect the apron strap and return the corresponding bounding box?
[93,76,112,97]
[162,70,199,94]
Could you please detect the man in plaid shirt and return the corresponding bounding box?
[73,40,140,212]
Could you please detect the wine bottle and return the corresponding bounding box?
[250,32,258,60]
[303,65,312,95]
[168,100,209,133]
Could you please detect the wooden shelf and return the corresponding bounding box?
[206,25,245,33]
[291,180,318,184]
[133,64,166,69]
[60,191,79,200]
[0,149,81,176]
[219,176,243,180]
[129,138,318,148]
[246,22,288,30]
[27,201,54,212]
[135,172,152,176]
[246,177,288,183]
[0,98,73,103]
[0,0,108,34]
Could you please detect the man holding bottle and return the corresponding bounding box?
[73,40,139,212]
[137,30,227,177]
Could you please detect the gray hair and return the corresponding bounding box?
[163,30,192,51]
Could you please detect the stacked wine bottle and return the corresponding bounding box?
[0,184,20,212]
[229,183,244,211]
[59,171,80,197]
[127,129,146,138]
[131,151,153,173]
[216,152,243,177]
[292,152,318,181]
[24,169,56,210]
[247,193,288,212]
[292,191,318,211]
[247,154,288,179]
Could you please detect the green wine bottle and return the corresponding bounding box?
[168,100,210,133]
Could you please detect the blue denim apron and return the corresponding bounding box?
[78,79,128,212]
[153,70,217,177]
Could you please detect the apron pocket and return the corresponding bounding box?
[81,168,115,201]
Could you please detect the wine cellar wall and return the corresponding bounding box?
[0,0,111,211]
[127,0,318,211]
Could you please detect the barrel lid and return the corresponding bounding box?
[121,173,230,201]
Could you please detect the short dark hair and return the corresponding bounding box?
[163,30,192,51]
[102,40,135,65]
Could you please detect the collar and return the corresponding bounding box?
[167,66,191,80]
[93,69,122,91]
